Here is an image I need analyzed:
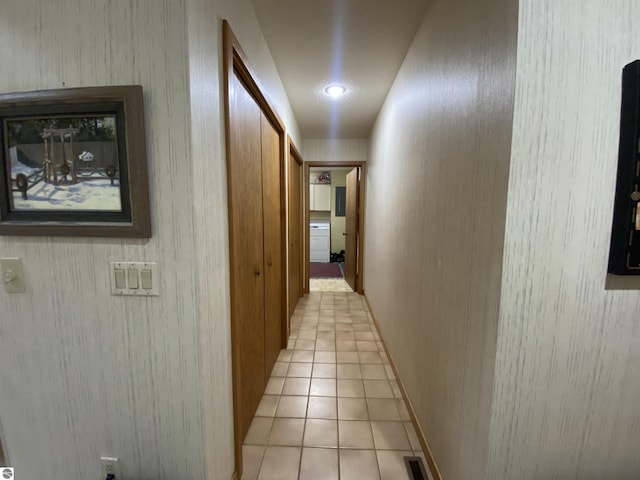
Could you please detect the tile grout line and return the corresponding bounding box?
[251,289,414,479]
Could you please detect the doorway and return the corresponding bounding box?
[304,161,366,294]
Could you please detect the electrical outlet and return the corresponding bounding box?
[100,456,120,478]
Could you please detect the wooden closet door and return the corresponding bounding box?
[261,113,284,383]
[344,168,359,291]
[228,72,266,441]
[288,153,302,317]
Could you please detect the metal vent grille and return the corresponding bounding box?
[403,456,428,480]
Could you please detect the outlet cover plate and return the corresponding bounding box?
[100,456,120,478]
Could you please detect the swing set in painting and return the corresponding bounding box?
[0,86,150,238]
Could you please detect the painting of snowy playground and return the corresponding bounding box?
[5,115,122,212]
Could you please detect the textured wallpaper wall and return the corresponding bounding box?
[0,2,203,479]
[0,1,299,479]
[488,1,640,478]
[303,138,368,163]
[364,0,517,477]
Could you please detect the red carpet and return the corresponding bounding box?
[310,262,343,278]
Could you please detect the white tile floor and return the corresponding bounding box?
[309,278,352,292]
[241,289,430,480]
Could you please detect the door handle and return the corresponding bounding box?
[267,261,273,266]
[255,270,261,276]
[342,232,347,236]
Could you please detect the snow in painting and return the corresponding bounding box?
[10,149,122,212]
[6,115,123,212]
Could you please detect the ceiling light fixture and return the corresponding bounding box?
[324,84,347,98]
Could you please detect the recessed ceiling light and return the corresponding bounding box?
[324,84,347,97]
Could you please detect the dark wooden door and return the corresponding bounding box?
[228,72,266,442]
[344,168,359,291]
[261,113,284,383]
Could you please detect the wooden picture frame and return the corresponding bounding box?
[0,85,150,237]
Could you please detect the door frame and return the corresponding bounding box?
[304,161,366,294]
[222,20,288,478]
[288,136,304,326]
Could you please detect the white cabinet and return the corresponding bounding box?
[310,184,331,211]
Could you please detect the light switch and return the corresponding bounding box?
[127,269,139,289]
[110,261,159,296]
[140,269,152,290]
[114,269,126,289]
[1,257,25,293]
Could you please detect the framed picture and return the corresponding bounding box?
[0,86,150,237]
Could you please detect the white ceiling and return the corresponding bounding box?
[251,0,431,139]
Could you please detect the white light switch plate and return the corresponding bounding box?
[1,257,25,293]
[110,261,159,296]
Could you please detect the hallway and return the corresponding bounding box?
[241,290,428,479]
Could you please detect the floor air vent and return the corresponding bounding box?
[403,456,428,480]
